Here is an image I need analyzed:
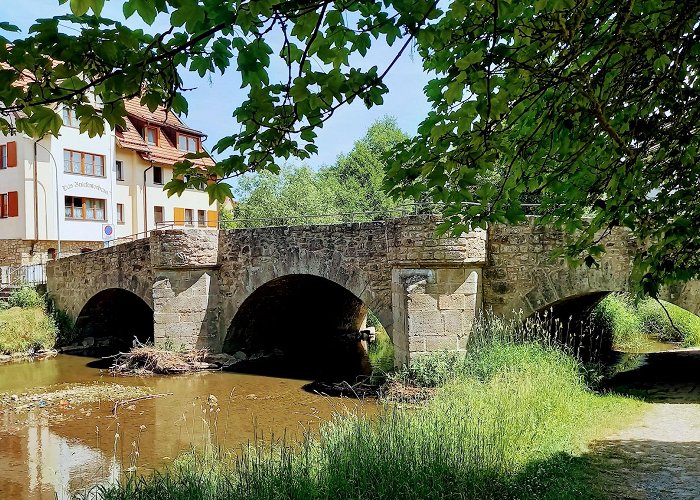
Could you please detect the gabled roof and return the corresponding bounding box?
[116,98,215,168]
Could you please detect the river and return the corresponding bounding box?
[0,355,374,499]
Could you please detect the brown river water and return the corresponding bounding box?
[0,355,374,499]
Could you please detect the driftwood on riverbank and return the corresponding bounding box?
[109,346,212,375]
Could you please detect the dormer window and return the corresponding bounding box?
[62,107,78,128]
[178,133,199,152]
[145,126,159,146]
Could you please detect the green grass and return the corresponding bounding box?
[0,306,56,354]
[593,293,700,349]
[81,336,642,500]
[367,310,394,377]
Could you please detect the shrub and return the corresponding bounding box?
[637,298,700,346]
[0,307,56,354]
[7,285,46,309]
[591,294,644,351]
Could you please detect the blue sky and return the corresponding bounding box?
[1,1,432,168]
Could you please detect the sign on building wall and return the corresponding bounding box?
[102,224,114,241]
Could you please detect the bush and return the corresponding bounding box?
[591,294,644,351]
[0,307,56,354]
[637,298,700,346]
[7,286,46,309]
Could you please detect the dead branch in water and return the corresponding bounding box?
[112,392,173,416]
[109,346,210,375]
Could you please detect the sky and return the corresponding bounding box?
[1,1,433,169]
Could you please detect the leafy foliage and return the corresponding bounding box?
[0,0,436,206]
[3,1,700,292]
[384,1,700,297]
[6,286,46,309]
[230,117,405,226]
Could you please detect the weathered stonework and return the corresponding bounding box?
[48,216,486,366]
[47,216,700,367]
[0,239,99,267]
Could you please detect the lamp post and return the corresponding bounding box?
[35,141,61,259]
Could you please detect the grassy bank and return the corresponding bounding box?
[593,293,700,350]
[84,329,642,499]
[0,287,56,355]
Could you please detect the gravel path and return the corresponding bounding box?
[590,351,700,499]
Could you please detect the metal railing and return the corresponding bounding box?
[0,264,47,294]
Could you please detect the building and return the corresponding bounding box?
[0,98,218,269]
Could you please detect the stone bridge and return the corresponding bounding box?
[46,216,700,367]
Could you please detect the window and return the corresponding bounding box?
[0,142,16,169]
[0,193,7,218]
[117,203,125,224]
[154,206,164,224]
[197,209,206,227]
[153,166,163,185]
[63,150,105,177]
[178,134,199,152]
[116,160,124,181]
[62,108,78,127]
[64,196,106,221]
[47,248,56,260]
[0,192,17,218]
[184,209,194,226]
[145,126,158,145]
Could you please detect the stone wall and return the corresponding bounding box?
[46,216,700,366]
[484,221,639,318]
[47,217,488,366]
[0,239,99,267]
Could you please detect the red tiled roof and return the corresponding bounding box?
[116,99,216,168]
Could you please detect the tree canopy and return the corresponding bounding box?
[229,116,404,226]
[1,0,699,294]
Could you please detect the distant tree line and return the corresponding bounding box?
[222,117,407,227]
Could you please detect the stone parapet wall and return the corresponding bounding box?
[0,239,99,267]
[150,229,219,269]
[386,215,487,266]
[484,221,639,317]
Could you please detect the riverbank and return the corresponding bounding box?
[81,339,645,500]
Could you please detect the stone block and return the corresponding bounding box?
[408,293,439,311]
[442,310,465,335]
[407,310,444,336]
[425,336,459,351]
[438,294,467,310]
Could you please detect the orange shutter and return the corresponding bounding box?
[7,141,17,167]
[207,210,218,228]
[7,191,18,217]
[173,207,184,226]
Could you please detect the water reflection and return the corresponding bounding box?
[0,355,373,499]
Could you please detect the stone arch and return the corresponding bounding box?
[506,263,631,320]
[218,248,392,347]
[221,269,391,380]
[74,288,154,354]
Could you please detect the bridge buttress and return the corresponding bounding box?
[392,267,482,365]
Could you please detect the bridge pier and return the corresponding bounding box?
[152,270,220,350]
[392,268,481,365]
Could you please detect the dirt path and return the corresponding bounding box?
[590,351,700,499]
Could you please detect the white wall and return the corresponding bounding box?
[115,149,217,237]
